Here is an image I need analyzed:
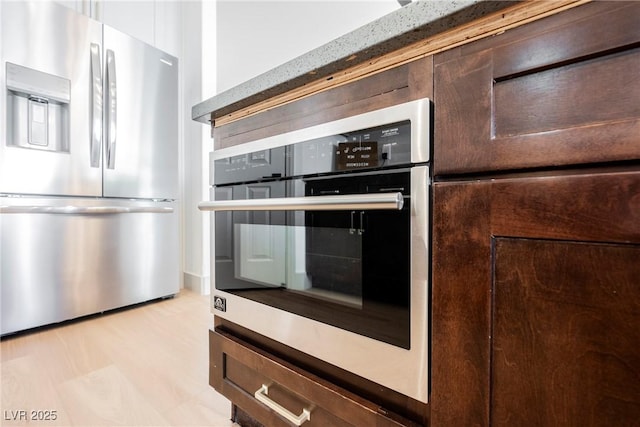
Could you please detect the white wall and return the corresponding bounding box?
[182,0,215,294]
[216,0,401,93]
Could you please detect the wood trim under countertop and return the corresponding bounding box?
[212,0,589,127]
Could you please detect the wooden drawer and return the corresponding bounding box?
[209,329,420,427]
[434,2,640,176]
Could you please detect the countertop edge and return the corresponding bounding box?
[192,0,518,124]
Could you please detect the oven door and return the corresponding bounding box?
[211,169,411,348]
[201,165,430,403]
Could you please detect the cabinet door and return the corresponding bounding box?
[491,238,640,425]
[433,2,640,175]
[431,169,640,426]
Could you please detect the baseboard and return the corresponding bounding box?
[183,272,210,295]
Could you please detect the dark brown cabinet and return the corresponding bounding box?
[431,171,640,426]
[433,2,640,176]
[431,3,640,425]
[492,237,640,425]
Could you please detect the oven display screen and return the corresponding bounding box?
[336,141,378,170]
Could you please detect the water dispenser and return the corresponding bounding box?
[5,62,70,152]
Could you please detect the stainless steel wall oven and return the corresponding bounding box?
[200,98,431,403]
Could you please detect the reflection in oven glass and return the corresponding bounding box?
[233,223,363,308]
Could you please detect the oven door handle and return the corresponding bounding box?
[198,192,404,212]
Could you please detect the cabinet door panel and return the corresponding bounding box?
[434,2,640,175]
[492,238,640,426]
[493,49,639,138]
[490,170,640,243]
[431,169,640,426]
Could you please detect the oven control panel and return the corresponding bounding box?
[290,120,411,177]
[213,146,286,185]
[213,120,414,186]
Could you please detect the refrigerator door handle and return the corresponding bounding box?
[106,49,117,169]
[0,205,174,214]
[90,43,102,168]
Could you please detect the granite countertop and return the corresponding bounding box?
[192,0,517,124]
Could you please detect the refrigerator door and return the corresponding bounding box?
[0,196,179,335]
[102,25,179,200]
[0,2,103,197]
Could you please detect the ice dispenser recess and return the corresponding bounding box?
[5,62,70,152]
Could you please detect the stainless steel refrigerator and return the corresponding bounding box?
[0,2,179,335]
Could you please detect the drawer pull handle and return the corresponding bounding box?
[254,384,311,426]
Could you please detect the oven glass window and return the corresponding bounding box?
[215,171,411,349]
[233,223,363,307]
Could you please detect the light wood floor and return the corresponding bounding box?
[0,290,237,426]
